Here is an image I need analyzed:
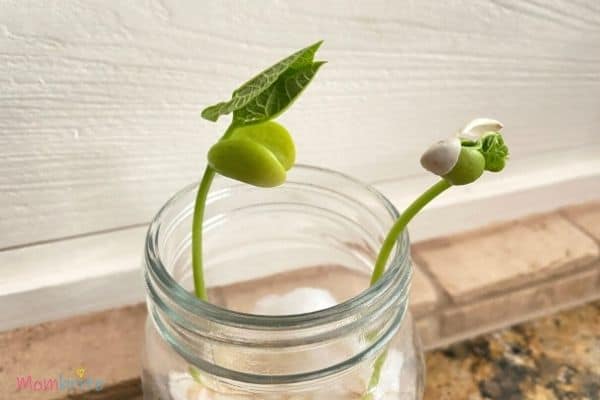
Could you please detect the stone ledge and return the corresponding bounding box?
[423,301,600,400]
[1,202,599,399]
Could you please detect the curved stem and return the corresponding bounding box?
[362,179,451,400]
[363,350,388,400]
[191,122,238,300]
[370,179,451,286]
[191,166,215,300]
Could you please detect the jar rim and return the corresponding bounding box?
[144,164,410,330]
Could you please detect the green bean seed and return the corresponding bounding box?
[207,121,295,188]
[443,147,486,185]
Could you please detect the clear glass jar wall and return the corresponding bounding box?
[142,166,424,400]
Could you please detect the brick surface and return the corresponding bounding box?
[0,304,146,400]
[563,201,600,242]
[440,266,600,338]
[416,316,441,350]
[409,263,441,317]
[414,213,599,303]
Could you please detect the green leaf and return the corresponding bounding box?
[480,132,509,172]
[201,41,324,123]
[233,61,325,125]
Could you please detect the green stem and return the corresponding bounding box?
[363,350,388,400]
[191,122,238,300]
[191,166,215,300]
[370,179,451,286]
[362,179,451,399]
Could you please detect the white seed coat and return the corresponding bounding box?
[419,137,461,176]
[460,118,503,140]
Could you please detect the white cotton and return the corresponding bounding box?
[252,287,338,315]
[419,137,461,176]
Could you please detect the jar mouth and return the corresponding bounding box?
[145,164,409,330]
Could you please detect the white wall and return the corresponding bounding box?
[1,0,599,329]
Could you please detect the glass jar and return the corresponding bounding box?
[142,165,424,400]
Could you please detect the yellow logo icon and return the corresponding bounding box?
[75,367,85,379]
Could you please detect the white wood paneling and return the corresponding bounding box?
[1,1,600,249]
[0,226,146,330]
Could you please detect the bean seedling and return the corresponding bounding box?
[192,41,325,300]
[193,41,509,398]
[362,118,508,399]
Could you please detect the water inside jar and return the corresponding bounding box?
[158,266,407,400]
